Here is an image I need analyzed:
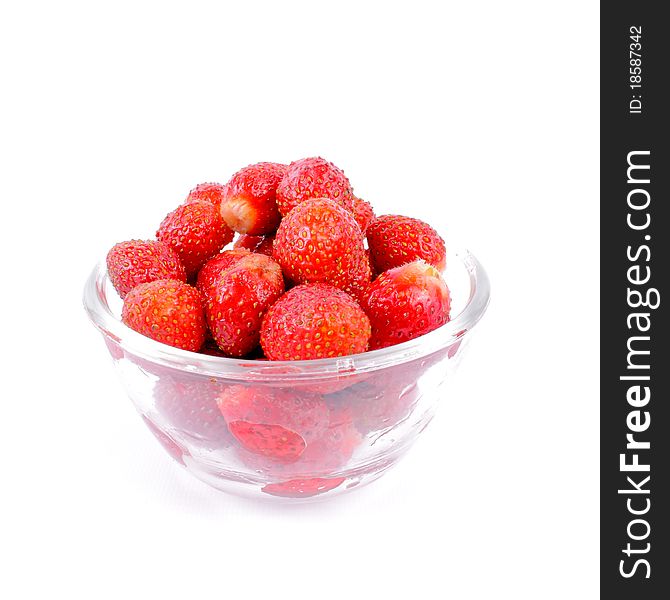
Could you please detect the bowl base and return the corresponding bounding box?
[182,454,401,503]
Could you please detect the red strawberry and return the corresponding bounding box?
[233,234,275,257]
[202,253,284,357]
[195,249,251,295]
[217,385,329,462]
[256,236,276,257]
[233,234,262,251]
[276,157,354,217]
[262,477,346,498]
[261,284,371,360]
[121,279,207,351]
[357,384,420,434]
[367,214,446,273]
[296,407,361,470]
[351,196,375,235]
[342,250,372,304]
[327,376,421,435]
[157,200,234,277]
[153,377,231,449]
[324,350,447,435]
[367,248,378,279]
[273,198,366,290]
[106,239,186,298]
[361,261,451,350]
[186,182,225,208]
[237,406,361,476]
[220,162,287,235]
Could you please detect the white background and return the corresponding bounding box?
[0,1,599,598]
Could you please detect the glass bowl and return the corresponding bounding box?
[83,247,490,501]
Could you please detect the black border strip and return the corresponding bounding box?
[601,2,668,595]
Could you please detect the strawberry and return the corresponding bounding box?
[327,376,421,435]
[220,162,287,235]
[233,234,275,257]
[237,406,361,475]
[275,157,354,217]
[273,198,366,290]
[367,248,378,279]
[361,260,451,350]
[359,350,458,430]
[356,384,420,434]
[342,250,372,305]
[106,239,186,298]
[217,385,329,462]
[156,200,234,277]
[324,349,450,435]
[202,252,284,357]
[153,377,231,449]
[351,196,375,235]
[366,214,446,273]
[121,279,207,352]
[195,249,251,295]
[296,407,361,470]
[262,477,346,498]
[261,283,371,360]
[186,182,225,208]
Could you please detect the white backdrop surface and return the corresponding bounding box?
[0,2,599,598]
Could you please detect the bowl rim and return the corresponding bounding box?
[83,248,490,380]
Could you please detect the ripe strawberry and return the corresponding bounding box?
[261,283,371,360]
[327,377,421,435]
[153,377,231,449]
[106,239,186,298]
[361,261,451,350]
[367,248,378,279]
[233,234,275,257]
[296,407,361,470]
[186,182,225,208]
[342,250,372,305]
[122,279,207,352]
[273,198,366,290]
[202,253,284,357]
[357,384,420,434]
[237,406,361,475]
[220,162,287,235]
[351,196,375,235]
[195,249,251,295]
[262,477,346,498]
[324,350,446,435]
[217,385,329,462]
[367,214,446,273]
[275,157,354,217]
[157,200,234,277]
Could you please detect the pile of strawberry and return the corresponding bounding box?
[107,157,451,360]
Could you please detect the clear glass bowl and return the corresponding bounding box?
[83,247,490,501]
